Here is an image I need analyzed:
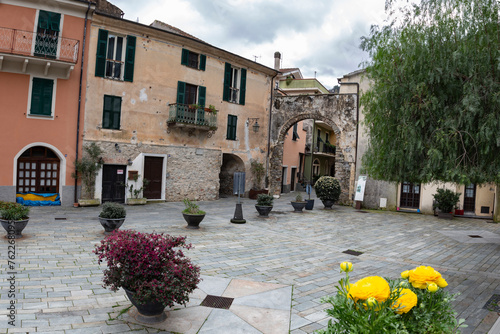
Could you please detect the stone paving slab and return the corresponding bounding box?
[0,192,499,333]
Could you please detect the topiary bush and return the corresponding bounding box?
[99,202,126,219]
[433,189,460,213]
[256,194,273,206]
[314,176,341,202]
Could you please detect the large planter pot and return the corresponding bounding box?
[1,219,29,239]
[438,212,454,220]
[127,198,147,205]
[249,189,269,200]
[182,213,205,229]
[255,205,273,217]
[291,201,307,212]
[98,217,125,234]
[78,199,100,207]
[321,199,335,209]
[305,199,315,210]
[124,287,167,324]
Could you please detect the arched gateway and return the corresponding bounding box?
[269,94,357,204]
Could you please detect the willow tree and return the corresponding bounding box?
[360,0,500,220]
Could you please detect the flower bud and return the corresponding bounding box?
[427,283,439,293]
[399,281,409,288]
[340,261,353,273]
[437,277,448,288]
[366,297,377,308]
[401,270,410,279]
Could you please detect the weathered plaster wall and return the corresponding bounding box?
[270,94,357,204]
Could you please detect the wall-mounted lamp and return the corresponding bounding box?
[127,158,133,166]
[114,143,120,151]
[247,118,260,133]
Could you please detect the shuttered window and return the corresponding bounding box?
[176,81,206,106]
[181,48,206,71]
[223,62,246,105]
[226,115,237,140]
[102,95,121,130]
[95,29,136,81]
[30,78,54,116]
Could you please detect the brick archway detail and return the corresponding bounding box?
[269,94,357,204]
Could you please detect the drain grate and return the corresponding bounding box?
[54,217,67,220]
[200,295,234,309]
[356,211,368,213]
[468,235,483,238]
[483,294,500,312]
[343,249,364,256]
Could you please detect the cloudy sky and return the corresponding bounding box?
[111,0,389,89]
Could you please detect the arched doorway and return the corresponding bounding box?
[17,146,60,194]
[219,153,245,197]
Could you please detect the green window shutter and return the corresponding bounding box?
[227,115,237,140]
[199,54,206,71]
[181,49,189,66]
[38,10,50,29]
[49,12,61,32]
[124,35,136,82]
[95,29,108,77]
[30,78,53,116]
[198,86,206,108]
[239,68,247,105]
[223,62,231,102]
[103,95,121,130]
[176,81,186,104]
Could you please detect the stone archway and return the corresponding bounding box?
[219,153,245,197]
[269,94,357,204]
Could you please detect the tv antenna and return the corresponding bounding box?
[253,55,261,62]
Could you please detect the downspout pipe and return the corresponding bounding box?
[74,2,92,204]
[265,72,279,189]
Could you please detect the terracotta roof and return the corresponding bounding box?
[150,20,205,43]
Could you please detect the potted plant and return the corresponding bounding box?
[249,160,268,199]
[0,202,30,239]
[433,188,460,219]
[205,104,218,114]
[94,230,201,323]
[98,202,126,234]
[125,174,149,205]
[314,176,341,209]
[182,199,205,229]
[291,194,307,212]
[72,143,103,207]
[255,194,273,217]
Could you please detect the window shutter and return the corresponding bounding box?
[199,54,206,71]
[124,35,136,82]
[239,68,247,105]
[223,62,231,101]
[176,81,186,104]
[231,115,237,139]
[31,78,53,116]
[41,79,54,115]
[95,29,108,77]
[226,116,232,139]
[49,12,61,32]
[198,86,206,108]
[181,49,189,66]
[38,11,50,29]
[226,115,237,140]
[102,95,121,130]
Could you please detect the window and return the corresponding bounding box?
[17,146,60,194]
[313,159,320,176]
[226,115,237,140]
[102,95,122,130]
[292,123,300,141]
[181,49,206,70]
[95,29,136,82]
[223,62,247,105]
[176,81,206,107]
[35,10,60,58]
[30,77,54,116]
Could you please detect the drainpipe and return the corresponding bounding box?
[337,80,359,191]
[74,2,92,204]
[265,72,279,189]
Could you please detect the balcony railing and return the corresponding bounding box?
[0,27,79,63]
[168,104,218,130]
[315,143,336,155]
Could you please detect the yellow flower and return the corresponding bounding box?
[392,288,418,314]
[401,270,410,279]
[340,261,353,272]
[437,277,448,288]
[427,283,439,293]
[408,266,442,289]
[348,276,390,303]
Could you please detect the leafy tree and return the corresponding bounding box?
[360,0,500,220]
[72,143,103,199]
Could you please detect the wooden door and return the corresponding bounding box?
[463,184,476,212]
[400,182,420,209]
[17,146,60,194]
[102,165,126,203]
[143,157,163,199]
[290,168,296,191]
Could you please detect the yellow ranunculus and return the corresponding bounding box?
[392,288,418,314]
[408,266,442,289]
[401,270,410,279]
[427,283,439,293]
[340,261,353,273]
[348,276,390,303]
[437,277,448,288]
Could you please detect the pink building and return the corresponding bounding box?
[0,0,95,205]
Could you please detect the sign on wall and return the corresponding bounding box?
[354,176,367,202]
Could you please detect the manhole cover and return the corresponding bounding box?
[342,249,364,256]
[483,294,500,312]
[468,235,483,238]
[200,295,234,309]
[356,211,368,213]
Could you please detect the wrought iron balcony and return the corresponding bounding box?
[167,104,218,133]
[0,27,79,63]
[314,143,336,156]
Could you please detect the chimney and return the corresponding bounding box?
[274,51,281,70]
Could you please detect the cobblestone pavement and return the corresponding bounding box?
[1,192,499,333]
